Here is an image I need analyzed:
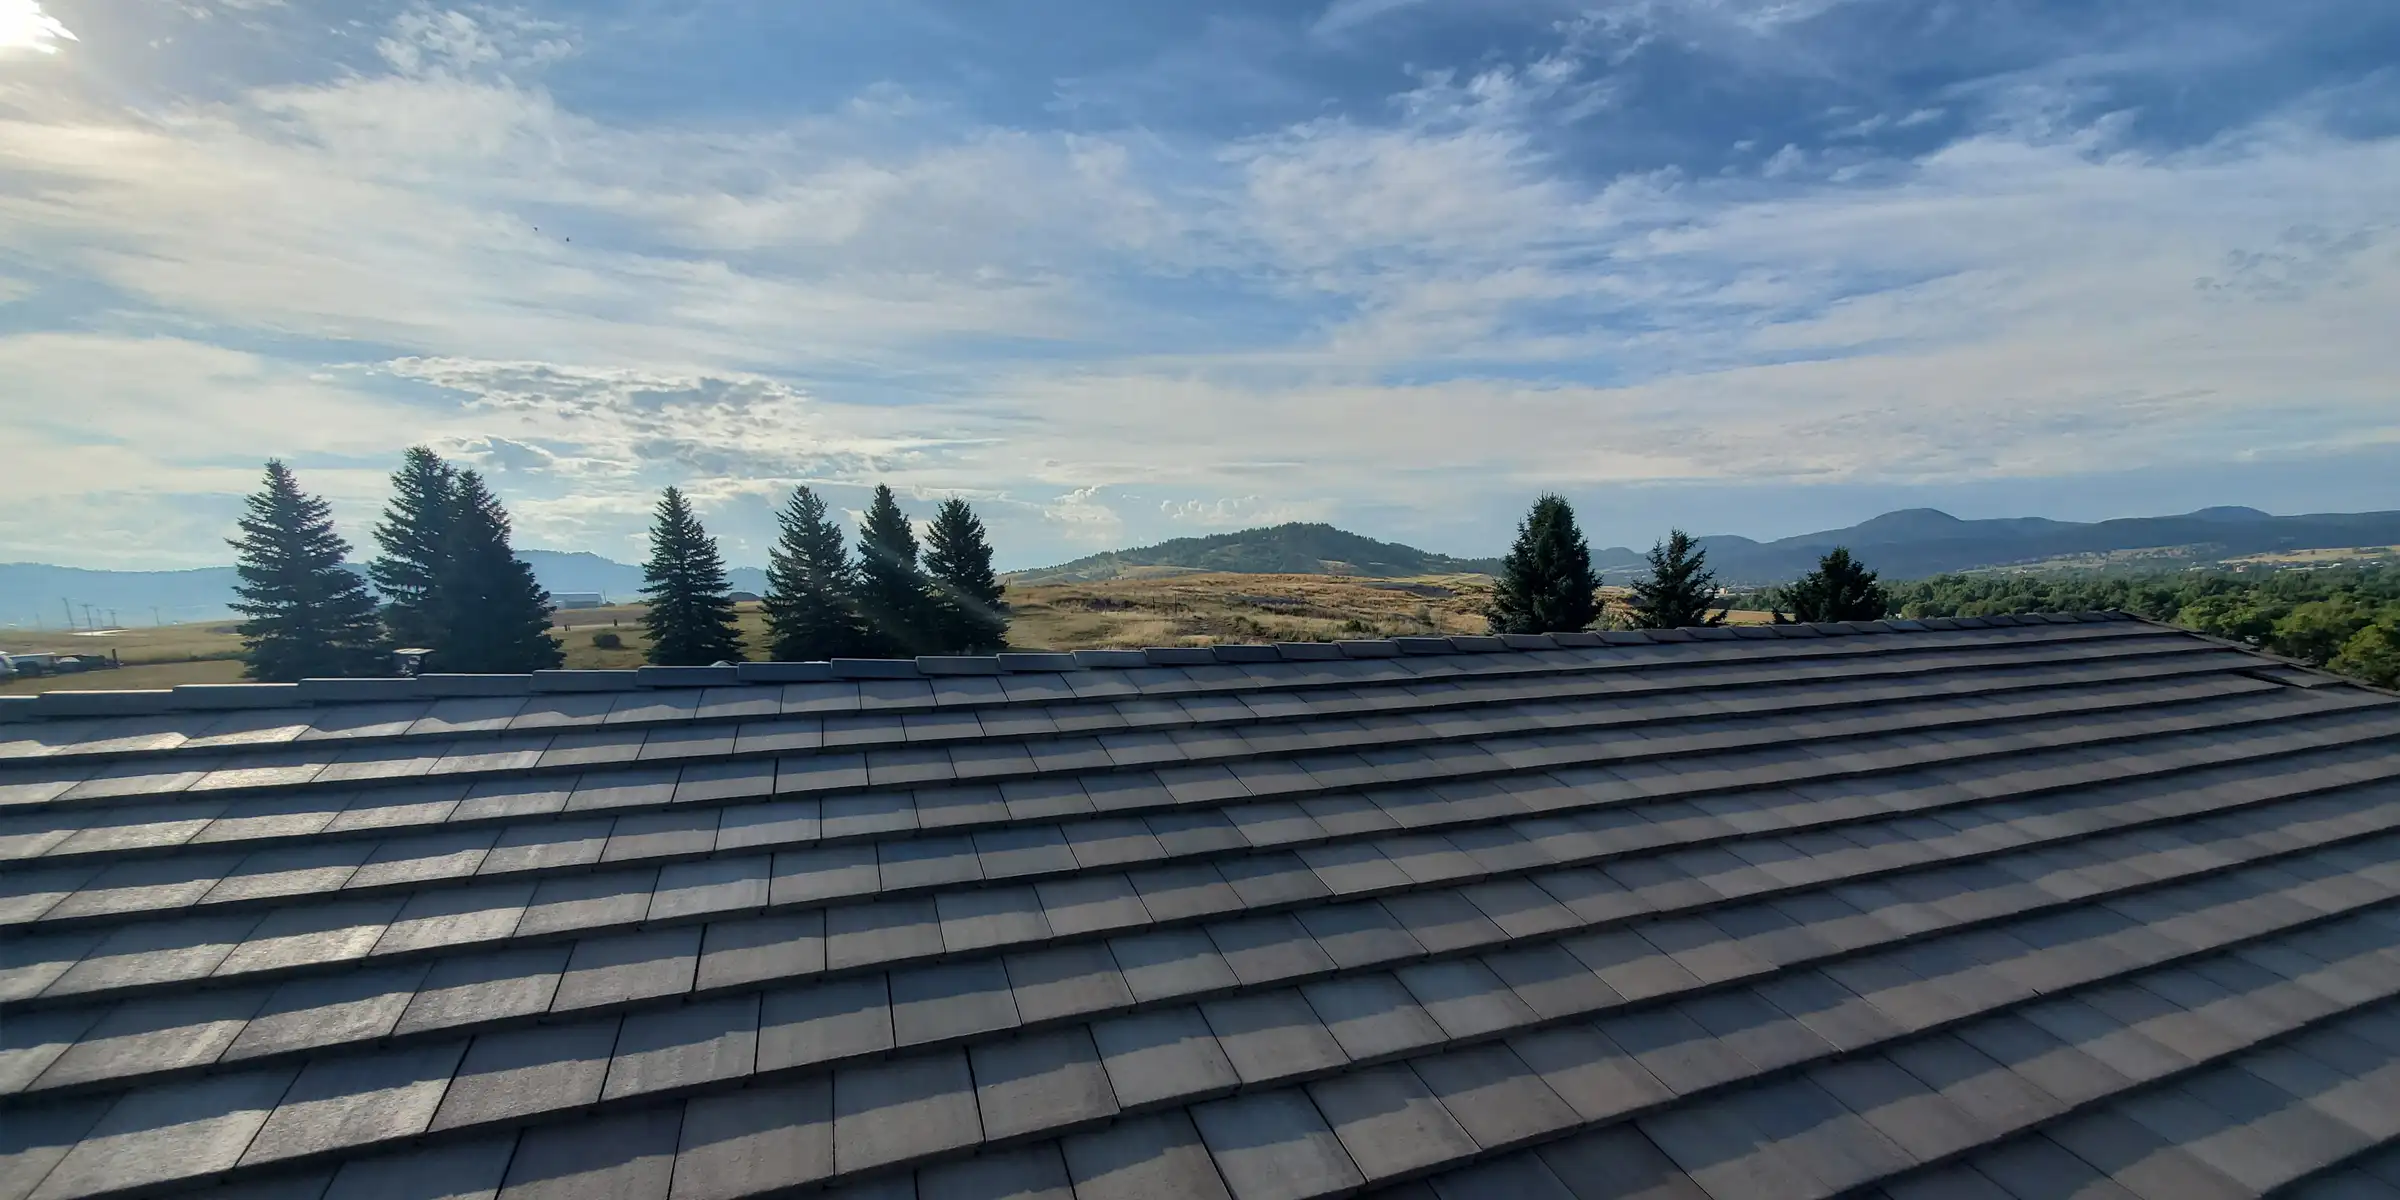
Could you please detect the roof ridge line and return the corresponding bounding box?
[0,614,2141,723]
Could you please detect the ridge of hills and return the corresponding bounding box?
[1002,522,1512,584]
[4,505,2396,627]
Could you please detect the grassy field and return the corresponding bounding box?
[2,573,1771,691]
[2222,545,2400,566]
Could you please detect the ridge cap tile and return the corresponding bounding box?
[997,653,1082,672]
[636,665,742,687]
[737,662,838,683]
[830,659,924,680]
[1210,645,1281,664]
[916,657,1004,676]
[412,675,534,697]
[1144,648,1218,666]
[530,670,638,692]
[1071,650,1149,668]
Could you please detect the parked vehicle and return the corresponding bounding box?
[3,653,56,677]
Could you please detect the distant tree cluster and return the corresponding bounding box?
[227,458,1010,678]
[639,482,1008,666]
[228,453,561,681]
[1882,566,2400,687]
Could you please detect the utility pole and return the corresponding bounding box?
[81,604,94,632]
[153,607,162,628]
[62,599,73,630]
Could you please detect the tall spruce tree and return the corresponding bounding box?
[640,487,745,665]
[923,498,1009,653]
[762,485,872,661]
[228,461,386,681]
[368,447,457,648]
[1485,494,1602,635]
[1779,547,1890,624]
[1625,529,1729,629]
[854,484,929,657]
[428,470,563,672]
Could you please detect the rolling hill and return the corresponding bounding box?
[1004,523,1515,584]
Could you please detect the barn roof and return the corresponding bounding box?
[2,614,2398,1200]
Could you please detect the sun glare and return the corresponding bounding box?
[0,0,76,55]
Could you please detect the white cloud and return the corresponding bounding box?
[0,0,74,56]
[377,5,574,78]
[1042,486,1126,545]
[1,4,2396,571]
[1161,496,1322,528]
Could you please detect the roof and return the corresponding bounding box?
[1,613,2396,1200]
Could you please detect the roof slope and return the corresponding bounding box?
[1,615,2397,1200]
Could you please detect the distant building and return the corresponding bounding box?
[554,592,606,609]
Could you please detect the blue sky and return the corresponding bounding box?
[0,0,2394,571]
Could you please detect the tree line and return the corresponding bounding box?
[1482,493,1892,635]
[642,480,1006,665]
[1481,492,2398,688]
[224,455,1007,680]
[1878,566,2399,686]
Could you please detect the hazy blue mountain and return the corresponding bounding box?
[1695,507,2400,584]
[2,552,767,627]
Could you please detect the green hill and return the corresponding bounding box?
[1008,523,1507,583]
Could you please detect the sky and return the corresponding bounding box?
[0,0,2394,572]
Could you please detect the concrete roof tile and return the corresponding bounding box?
[1191,1088,1363,1200]
[672,1077,834,1200]
[833,1049,981,1175]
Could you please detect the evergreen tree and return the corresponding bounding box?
[228,460,386,681]
[762,485,872,661]
[1485,494,1602,635]
[923,497,1009,653]
[428,469,563,672]
[640,487,745,665]
[368,446,457,648]
[1778,547,1891,624]
[1625,529,1729,629]
[854,484,929,656]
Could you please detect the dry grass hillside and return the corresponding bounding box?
[2,573,1770,691]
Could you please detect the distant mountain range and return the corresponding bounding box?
[5,506,2395,628]
[1686,506,2400,584]
[0,551,768,629]
[1005,523,1505,584]
[1010,507,2400,586]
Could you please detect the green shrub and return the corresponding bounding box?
[591,631,624,650]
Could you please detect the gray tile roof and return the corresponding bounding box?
[2,615,2398,1198]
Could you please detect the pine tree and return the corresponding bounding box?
[854,484,929,657]
[368,446,457,648]
[640,487,745,665]
[762,485,872,661]
[1779,547,1890,624]
[228,460,386,681]
[1485,494,1602,635]
[1625,529,1729,629]
[427,470,563,672]
[923,498,1009,653]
